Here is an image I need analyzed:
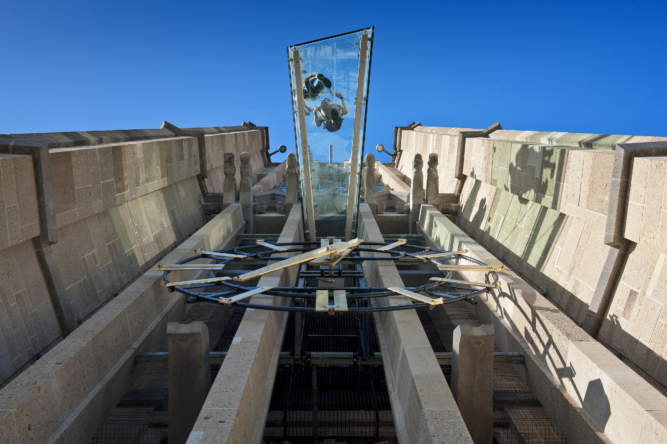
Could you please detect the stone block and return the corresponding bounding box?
[168,322,211,444]
[452,324,494,444]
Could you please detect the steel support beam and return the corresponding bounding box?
[344,32,369,240]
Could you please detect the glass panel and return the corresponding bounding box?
[288,28,374,238]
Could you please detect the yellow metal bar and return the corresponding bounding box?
[219,286,273,306]
[256,240,288,252]
[333,290,348,311]
[375,239,407,251]
[310,239,333,265]
[233,238,362,282]
[316,290,329,312]
[417,248,468,259]
[438,265,504,272]
[388,287,443,306]
[162,276,232,288]
[430,277,501,289]
[157,264,226,271]
[195,249,246,259]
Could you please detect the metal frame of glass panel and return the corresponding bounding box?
[287,27,374,240]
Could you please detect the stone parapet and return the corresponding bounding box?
[395,127,473,194]
[189,203,302,444]
[488,129,667,151]
[419,205,667,444]
[376,162,411,194]
[0,204,245,444]
[204,130,267,193]
[358,204,473,444]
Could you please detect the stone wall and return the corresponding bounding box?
[395,124,667,389]
[0,127,267,386]
[598,155,667,386]
[204,130,266,193]
[395,127,473,193]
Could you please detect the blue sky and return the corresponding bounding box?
[1,0,665,163]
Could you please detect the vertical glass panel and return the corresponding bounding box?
[288,27,373,238]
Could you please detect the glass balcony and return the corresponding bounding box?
[288,27,374,239]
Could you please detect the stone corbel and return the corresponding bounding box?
[161,121,209,193]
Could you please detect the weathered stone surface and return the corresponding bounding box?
[222,152,236,209]
[452,324,494,444]
[188,204,302,444]
[358,204,473,444]
[410,153,425,227]
[426,153,439,205]
[364,153,377,208]
[168,321,211,444]
[239,152,253,232]
[419,205,667,444]
[0,204,245,444]
[285,153,299,216]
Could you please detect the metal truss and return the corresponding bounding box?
[159,239,502,313]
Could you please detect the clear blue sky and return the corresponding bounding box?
[1,0,665,163]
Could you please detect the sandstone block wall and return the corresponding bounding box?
[395,126,474,193]
[204,130,267,194]
[459,142,615,325]
[598,155,667,386]
[395,124,667,389]
[0,127,267,386]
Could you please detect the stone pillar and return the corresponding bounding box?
[168,321,211,444]
[239,152,253,232]
[286,153,298,215]
[364,152,377,214]
[451,324,494,444]
[409,153,425,231]
[222,153,236,209]
[426,153,439,206]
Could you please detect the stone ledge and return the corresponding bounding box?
[189,203,302,444]
[358,203,473,444]
[419,204,667,444]
[0,204,245,444]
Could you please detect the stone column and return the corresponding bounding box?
[285,153,299,216]
[364,153,377,214]
[239,152,253,232]
[168,321,211,444]
[451,324,494,444]
[222,153,236,209]
[409,153,425,231]
[426,153,439,206]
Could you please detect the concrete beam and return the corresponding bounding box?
[358,204,473,444]
[419,204,667,444]
[451,324,494,444]
[168,322,211,444]
[188,203,303,444]
[252,161,286,195]
[376,162,411,194]
[0,204,245,444]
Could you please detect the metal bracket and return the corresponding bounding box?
[388,287,443,308]
[195,249,247,259]
[316,289,348,314]
[163,276,231,288]
[375,239,407,251]
[219,286,273,306]
[234,238,362,282]
[256,239,288,252]
[430,277,501,289]
[157,264,226,271]
[417,248,467,259]
[438,264,504,273]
